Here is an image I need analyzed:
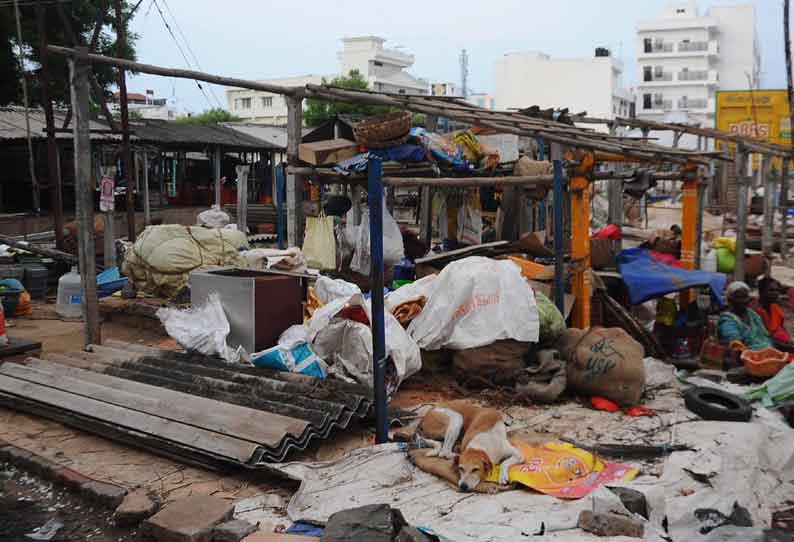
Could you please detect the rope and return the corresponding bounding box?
[13,0,40,213]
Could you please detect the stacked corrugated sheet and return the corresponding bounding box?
[0,341,371,470]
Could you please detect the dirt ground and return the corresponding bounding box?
[0,462,137,542]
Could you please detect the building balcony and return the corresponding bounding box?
[678,97,715,112]
[677,69,719,85]
[373,48,415,68]
[643,100,673,113]
[638,39,719,59]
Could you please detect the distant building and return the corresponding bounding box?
[494,50,632,130]
[431,82,461,97]
[466,92,497,111]
[226,36,428,125]
[110,90,178,120]
[635,1,760,128]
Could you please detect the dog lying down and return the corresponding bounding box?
[417,400,524,492]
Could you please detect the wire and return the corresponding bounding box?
[150,0,214,111]
[159,0,223,109]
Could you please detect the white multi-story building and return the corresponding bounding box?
[110,90,178,120]
[226,36,427,125]
[494,50,633,130]
[466,92,497,110]
[635,1,760,128]
[431,82,461,97]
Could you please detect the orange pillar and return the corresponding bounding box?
[679,164,699,307]
[568,151,595,329]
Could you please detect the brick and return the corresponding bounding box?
[114,489,160,526]
[578,510,644,539]
[212,519,257,542]
[140,495,234,542]
[81,480,127,508]
[53,467,92,489]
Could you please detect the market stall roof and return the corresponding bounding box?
[221,122,292,150]
[130,120,280,152]
[0,106,134,143]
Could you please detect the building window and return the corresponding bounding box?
[644,38,652,54]
[235,97,251,110]
[676,8,685,13]
[643,93,652,110]
[643,66,652,82]
[261,96,273,108]
[373,61,383,67]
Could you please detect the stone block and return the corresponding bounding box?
[212,520,257,542]
[114,489,161,526]
[140,495,234,542]
[321,504,407,542]
[608,486,649,519]
[81,480,128,508]
[578,510,644,539]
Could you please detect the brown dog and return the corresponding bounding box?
[419,400,523,492]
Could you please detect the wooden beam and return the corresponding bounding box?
[285,96,303,247]
[734,146,749,283]
[679,165,699,307]
[47,45,302,97]
[780,161,790,264]
[68,49,101,346]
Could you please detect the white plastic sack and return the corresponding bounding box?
[197,205,231,228]
[303,214,336,270]
[314,276,361,304]
[407,256,540,350]
[156,293,242,363]
[307,292,421,391]
[349,204,405,274]
[240,247,306,273]
[384,274,438,312]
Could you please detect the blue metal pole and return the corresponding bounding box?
[276,163,286,249]
[368,158,388,444]
[553,157,565,315]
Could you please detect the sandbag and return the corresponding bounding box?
[122,225,248,298]
[452,340,531,388]
[407,257,540,350]
[559,327,646,406]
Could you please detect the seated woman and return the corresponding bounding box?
[718,281,773,352]
[753,277,794,353]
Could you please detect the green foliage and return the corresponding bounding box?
[303,69,393,127]
[0,1,138,107]
[176,108,241,124]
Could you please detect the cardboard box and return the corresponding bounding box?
[298,139,359,166]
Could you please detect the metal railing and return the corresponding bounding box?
[678,41,708,52]
[647,43,674,53]
[678,70,709,81]
[678,98,708,109]
[645,100,672,110]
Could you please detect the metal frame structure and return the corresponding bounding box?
[47,44,790,445]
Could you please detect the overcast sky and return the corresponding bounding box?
[128,0,789,114]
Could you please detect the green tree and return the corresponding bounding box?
[0,1,138,108]
[303,69,392,126]
[176,108,241,124]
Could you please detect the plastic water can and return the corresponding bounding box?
[702,249,718,273]
[56,266,83,319]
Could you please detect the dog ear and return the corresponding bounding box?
[481,454,493,476]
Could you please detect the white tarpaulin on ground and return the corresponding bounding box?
[271,359,794,541]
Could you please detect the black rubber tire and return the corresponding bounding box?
[683,386,753,422]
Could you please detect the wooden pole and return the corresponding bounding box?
[236,165,249,233]
[214,146,222,206]
[36,0,64,250]
[285,96,304,247]
[551,143,565,315]
[103,212,116,268]
[114,0,135,242]
[569,152,593,329]
[419,115,438,247]
[762,155,775,263]
[142,152,150,226]
[68,49,100,346]
[735,146,749,283]
[679,164,698,306]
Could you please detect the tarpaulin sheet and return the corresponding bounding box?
[616,248,727,306]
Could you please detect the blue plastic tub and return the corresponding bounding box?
[96,267,128,298]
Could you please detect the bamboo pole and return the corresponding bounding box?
[285,95,303,247]
[735,146,750,283]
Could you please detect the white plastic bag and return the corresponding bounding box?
[314,276,361,304]
[197,205,231,228]
[384,274,438,312]
[156,293,243,363]
[303,214,336,270]
[307,293,421,391]
[457,193,482,245]
[350,203,405,275]
[407,256,541,350]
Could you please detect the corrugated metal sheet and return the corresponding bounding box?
[221,123,289,150]
[0,106,132,142]
[0,341,371,470]
[132,120,280,151]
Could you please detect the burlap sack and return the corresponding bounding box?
[558,327,646,406]
[452,340,531,389]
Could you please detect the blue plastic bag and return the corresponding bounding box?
[251,341,328,379]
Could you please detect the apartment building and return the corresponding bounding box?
[226,36,427,125]
[110,90,178,120]
[494,50,633,130]
[635,1,760,128]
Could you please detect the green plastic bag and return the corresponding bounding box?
[716,247,736,274]
[535,291,566,346]
[746,363,794,408]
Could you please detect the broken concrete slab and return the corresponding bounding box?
[578,510,644,538]
[608,486,649,519]
[140,495,235,542]
[114,488,161,526]
[397,526,433,542]
[321,504,408,542]
[80,480,127,508]
[212,519,257,542]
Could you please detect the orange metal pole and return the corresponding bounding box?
[568,151,595,329]
[679,163,699,307]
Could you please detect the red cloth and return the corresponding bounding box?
[592,224,621,240]
[649,251,683,268]
[754,304,791,343]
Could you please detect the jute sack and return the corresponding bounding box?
[558,327,646,406]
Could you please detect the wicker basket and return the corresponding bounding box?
[353,112,412,149]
